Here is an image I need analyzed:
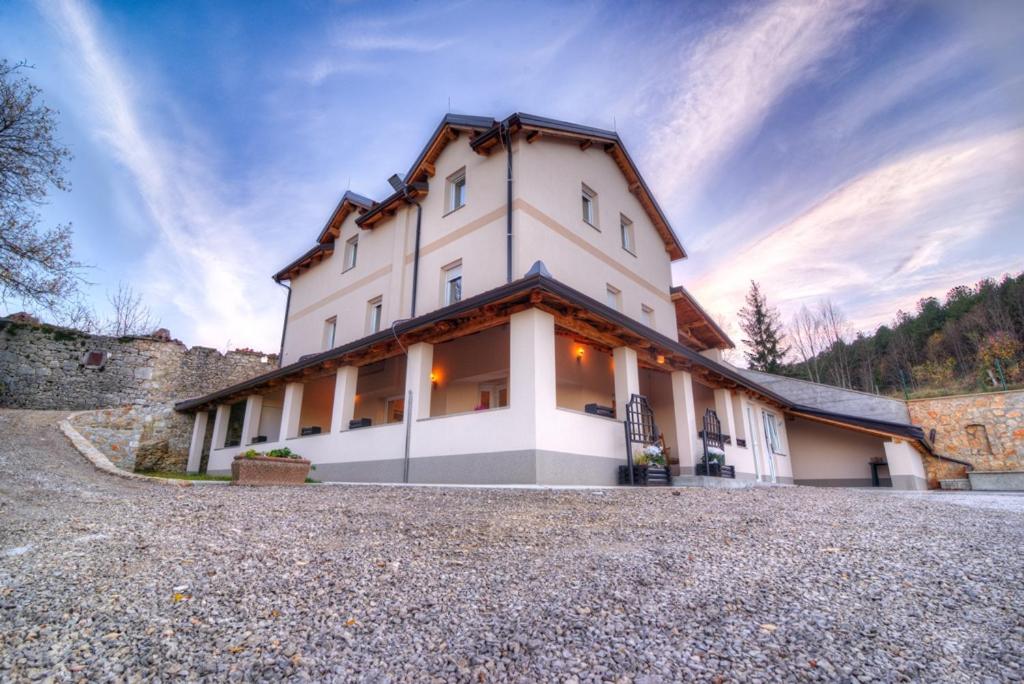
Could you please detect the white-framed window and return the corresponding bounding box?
[641,304,654,327]
[620,214,636,255]
[322,316,337,350]
[367,296,383,334]
[446,168,467,214]
[443,261,463,305]
[343,235,358,271]
[385,395,405,424]
[477,380,509,410]
[763,411,785,455]
[606,284,621,311]
[581,183,598,228]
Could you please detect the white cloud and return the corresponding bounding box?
[645,0,877,211]
[689,128,1024,333]
[40,0,288,352]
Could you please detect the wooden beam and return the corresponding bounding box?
[526,130,542,144]
[579,139,593,151]
[422,161,435,178]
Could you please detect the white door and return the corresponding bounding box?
[745,406,761,482]
[761,412,778,483]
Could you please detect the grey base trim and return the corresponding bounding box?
[795,478,892,488]
[891,474,928,491]
[968,471,1024,491]
[306,450,625,486]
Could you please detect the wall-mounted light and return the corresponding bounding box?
[430,371,438,386]
[575,346,585,363]
[656,354,665,365]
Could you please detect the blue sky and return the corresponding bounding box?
[2,0,1022,354]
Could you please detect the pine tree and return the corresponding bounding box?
[738,281,790,373]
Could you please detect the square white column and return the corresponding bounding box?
[210,404,231,451]
[331,366,360,432]
[405,343,434,421]
[612,346,640,421]
[671,370,700,473]
[280,382,305,440]
[186,411,209,473]
[884,439,928,490]
[510,308,556,432]
[240,394,263,446]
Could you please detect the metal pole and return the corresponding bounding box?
[402,390,413,483]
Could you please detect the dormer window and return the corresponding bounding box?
[343,235,358,271]
[446,168,467,214]
[620,215,636,255]
[581,184,598,228]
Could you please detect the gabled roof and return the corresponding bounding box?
[315,191,375,245]
[356,112,688,261]
[670,285,734,350]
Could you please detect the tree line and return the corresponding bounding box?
[738,275,1024,398]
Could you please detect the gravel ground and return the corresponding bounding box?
[1,409,1023,682]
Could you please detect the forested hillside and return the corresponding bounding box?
[783,272,1024,399]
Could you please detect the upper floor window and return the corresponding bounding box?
[322,316,337,350]
[443,261,463,305]
[367,296,383,334]
[641,305,654,327]
[581,184,598,228]
[343,235,358,271]
[446,168,467,214]
[606,284,621,311]
[620,215,636,255]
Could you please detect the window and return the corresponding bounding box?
[606,284,621,311]
[367,296,383,333]
[581,184,598,228]
[343,235,358,271]
[763,412,785,455]
[477,380,509,410]
[620,215,636,255]
[322,316,337,350]
[443,261,463,305]
[386,396,405,424]
[641,305,654,327]
[446,168,467,213]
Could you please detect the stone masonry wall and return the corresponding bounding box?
[908,390,1024,475]
[0,318,276,472]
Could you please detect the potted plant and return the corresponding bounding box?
[698,445,725,477]
[231,447,311,486]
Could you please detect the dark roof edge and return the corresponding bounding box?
[315,191,376,243]
[272,242,334,282]
[670,285,735,348]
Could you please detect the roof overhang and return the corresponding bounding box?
[788,406,934,456]
[315,191,375,244]
[670,285,734,350]
[273,242,334,283]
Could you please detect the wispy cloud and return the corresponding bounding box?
[690,128,1024,332]
[336,35,454,53]
[645,0,878,211]
[40,0,287,351]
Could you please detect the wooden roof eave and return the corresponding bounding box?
[273,243,335,282]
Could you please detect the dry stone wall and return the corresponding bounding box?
[908,390,1024,474]
[0,317,276,472]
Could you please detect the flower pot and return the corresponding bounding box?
[231,455,311,486]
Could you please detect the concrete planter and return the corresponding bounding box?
[967,470,1024,492]
[231,455,311,486]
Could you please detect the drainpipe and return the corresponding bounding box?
[502,122,513,283]
[275,279,291,368]
[409,198,423,317]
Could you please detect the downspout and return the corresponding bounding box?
[275,279,291,368]
[502,122,513,283]
[409,198,423,317]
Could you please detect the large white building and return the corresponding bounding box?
[177,113,934,489]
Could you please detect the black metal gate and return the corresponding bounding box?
[623,393,658,485]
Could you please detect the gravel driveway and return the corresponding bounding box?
[1,409,1022,682]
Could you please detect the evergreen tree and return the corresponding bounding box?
[738,280,790,373]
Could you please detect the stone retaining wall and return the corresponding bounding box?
[1,317,276,473]
[908,390,1024,476]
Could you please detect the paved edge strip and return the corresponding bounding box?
[58,412,191,488]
